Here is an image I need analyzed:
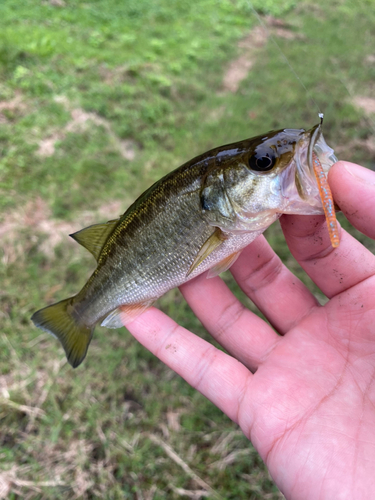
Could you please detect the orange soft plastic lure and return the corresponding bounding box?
[312,151,340,248]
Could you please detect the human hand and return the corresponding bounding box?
[124,161,375,500]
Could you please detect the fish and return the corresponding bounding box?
[31,122,338,368]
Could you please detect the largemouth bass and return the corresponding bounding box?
[31,122,337,368]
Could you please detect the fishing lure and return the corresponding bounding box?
[312,150,340,248]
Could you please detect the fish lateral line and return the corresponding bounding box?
[312,151,340,248]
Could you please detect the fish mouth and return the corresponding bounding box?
[293,122,338,205]
[307,122,322,174]
[306,122,338,176]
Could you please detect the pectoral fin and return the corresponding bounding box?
[207,251,241,278]
[70,219,119,261]
[187,227,227,277]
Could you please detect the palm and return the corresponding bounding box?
[125,162,375,499]
[246,293,375,497]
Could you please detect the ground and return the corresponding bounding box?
[0,0,374,498]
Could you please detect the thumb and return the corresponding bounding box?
[329,161,375,240]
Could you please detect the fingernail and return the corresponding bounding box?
[343,162,375,186]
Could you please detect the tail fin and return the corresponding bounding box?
[31,298,94,368]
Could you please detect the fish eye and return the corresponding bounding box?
[248,152,276,172]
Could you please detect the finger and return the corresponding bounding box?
[280,164,375,298]
[229,236,320,334]
[180,270,280,372]
[329,161,375,239]
[124,307,252,426]
[182,235,319,341]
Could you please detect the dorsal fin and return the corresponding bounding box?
[70,219,119,261]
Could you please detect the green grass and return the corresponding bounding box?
[1,0,375,498]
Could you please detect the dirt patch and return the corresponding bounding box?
[265,15,305,40]
[223,26,268,93]
[363,136,375,154]
[0,197,127,265]
[222,17,303,93]
[334,135,375,162]
[37,96,137,160]
[353,96,375,115]
[37,134,62,157]
[49,0,66,6]
[0,198,76,264]
[0,92,27,123]
[98,64,130,86]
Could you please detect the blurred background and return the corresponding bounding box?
[0,0,374,498]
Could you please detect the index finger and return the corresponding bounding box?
[280,161,375,298]
[124,307,252,426]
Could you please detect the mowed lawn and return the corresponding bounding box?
[0,0,374,498]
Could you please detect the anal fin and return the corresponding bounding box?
[187,227,227,277]
[207,251,241,278]
[101,300,155,328]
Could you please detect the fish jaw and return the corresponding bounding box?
[278,125,338,216]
